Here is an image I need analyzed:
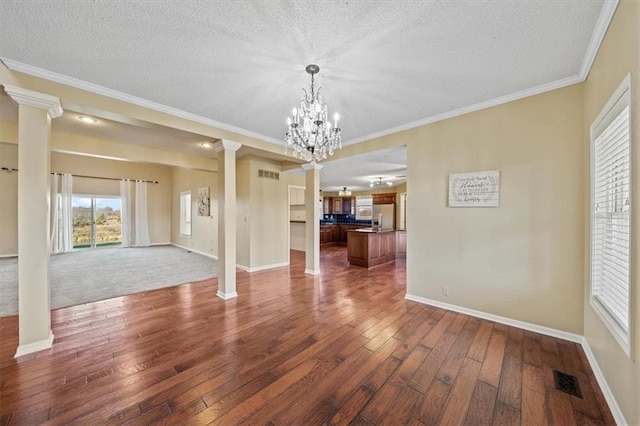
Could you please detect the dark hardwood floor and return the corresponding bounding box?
[0,246,614,425]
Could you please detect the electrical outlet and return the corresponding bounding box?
[442,286,450,297]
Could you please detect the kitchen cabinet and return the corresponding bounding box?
[336,224,369,244]
[289,187,306,205]
[320,224,336,244]
[347,229,397,268]
[323,197,331,215]
[372,193,396,205]
[342,197,355,215]
[332,198,343,214]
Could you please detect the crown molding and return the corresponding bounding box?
[578,0,619,80]
[0,58,282,145]
[213,140,241,153]
[3,84,63,118]
[344,74,583,146]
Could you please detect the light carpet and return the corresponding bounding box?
[0,245,218,317]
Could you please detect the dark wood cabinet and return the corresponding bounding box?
[323,197,330,215]
[342,197,354,215]
[332,198,343,214]
[347,230,396,268]
[336,224,369,244]
[372,193,396,205]
[320,224,336,244]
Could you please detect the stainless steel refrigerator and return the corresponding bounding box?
[372,204,395,229]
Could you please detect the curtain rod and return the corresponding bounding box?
[1,167,159,184]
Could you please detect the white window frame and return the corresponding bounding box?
[180,190,192,237]
[589,73,633,358]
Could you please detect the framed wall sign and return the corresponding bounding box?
[448,170,500,207]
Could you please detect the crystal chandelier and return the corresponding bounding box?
[285,64,342,163]
[338,186,352,196]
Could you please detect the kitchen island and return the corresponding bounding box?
[347,228,398,268]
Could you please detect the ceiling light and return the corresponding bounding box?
[370,177,393,187]
[285,64,342,163]
[200,142,213,149]
[78,116,98,124]
[338,186,352,196]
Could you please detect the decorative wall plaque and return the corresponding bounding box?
[448,170,500,207]
[197,187,210,216]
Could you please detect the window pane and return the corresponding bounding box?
[591,90,631,349]
[95,198,122,247]
[72,197,92,248]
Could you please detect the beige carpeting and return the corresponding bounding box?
[0,245,218,317]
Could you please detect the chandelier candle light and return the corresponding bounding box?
[285,64,342,163]
[338,187,352,196]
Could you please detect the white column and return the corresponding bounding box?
[4,85,63,358]
[213,139,241,299]
[303,163,323,275]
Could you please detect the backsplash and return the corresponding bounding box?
[321,214,372,225]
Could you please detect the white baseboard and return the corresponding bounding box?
[579,337,627,426]
[151,242,172,246]
[405,293,583,343]
[0,253,17,258]
[406,293,626,423]
[305,269,321,276]
[15,331,54,358]
[216,290,238,300]
[232,262,290,273]
[171,243,218,260]
[245,261,289,273]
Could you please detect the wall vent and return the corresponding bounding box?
[258,169,280,180]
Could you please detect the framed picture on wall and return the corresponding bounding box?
[197,187,210,216]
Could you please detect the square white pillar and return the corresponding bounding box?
[303,163,322,275]
[213,139,241,299]
[4,85,63,357]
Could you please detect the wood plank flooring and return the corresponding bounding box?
[0,246,614,425]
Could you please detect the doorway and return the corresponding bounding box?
[72,196,122,248]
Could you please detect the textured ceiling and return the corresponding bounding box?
[0,0,611,146]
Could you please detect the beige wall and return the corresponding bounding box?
[405,84,585,334]
[235,156,289,269]
[0,142,18,254]
[236,156,251,267]
[0,142,172,255]
[249,157,288,268]
[171,167,218,256]
[582,2,639,424]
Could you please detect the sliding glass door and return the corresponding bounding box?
[72,196,122,248]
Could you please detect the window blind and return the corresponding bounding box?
[591,104,630,335]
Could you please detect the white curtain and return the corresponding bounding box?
[120,179,150,247]
[50,173,73,253]
[120,179,134,247]
[134,181,151,247]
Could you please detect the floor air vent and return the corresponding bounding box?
[553,369,583,398]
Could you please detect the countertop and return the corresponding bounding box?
[349,227,396,233]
